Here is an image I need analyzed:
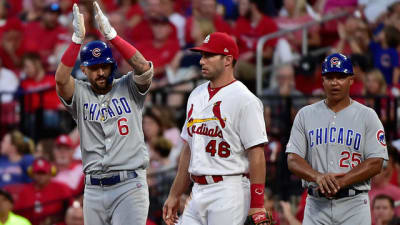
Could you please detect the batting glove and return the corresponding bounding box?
[93,1,117,40]
[72,3,85,44]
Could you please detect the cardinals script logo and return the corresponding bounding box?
[187,102,227,138]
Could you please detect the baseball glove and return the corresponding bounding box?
[244,211,275,225]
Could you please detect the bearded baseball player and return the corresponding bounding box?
[162,32,274,225]
[286,53,389,225]
[55,2,153,225]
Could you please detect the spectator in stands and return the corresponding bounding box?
[275,0,321,52]
[34,138,55,161]
[136,16,180,88]
[143,110,163,153]
[363,69,393,122]
[22,3,69,67]
[332,15,370,55]
[52,134,84,197]
[0,58,19,131]
[263,64,306,137]
[55,197,84,225]
[184,0,232,46]
[166,17,211,86]
[148,137,176,224]
[372,194,400,225]
[19,0,46,22]
[0,18,24,73]
[128,0,168,43]
[14,157,72,225]
[369,25,400,86]
[233,0,278,91]
[0,189,31,225]
[20,52,62,138]
[280,201,301,225]
[0,130,34,188]
[0,0,9,37]
[161,0,186,47]
[370,146,400,216]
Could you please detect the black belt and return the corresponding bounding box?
[308,188,367,199]
[88,171,137,186]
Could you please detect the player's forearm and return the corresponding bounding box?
[248,145,266,184]
[338,157,383,188]
[109,35,150,74]
[168,143,191,197]
[287,153,320,183]
[55,63,73,86]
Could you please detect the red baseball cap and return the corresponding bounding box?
[190,32,239,60]
[31,158,52,174]
[55,134,74,149]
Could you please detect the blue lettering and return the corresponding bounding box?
[95,109,101,121]
[120,97,131,113]
[354,133,361,150]
[101,108,108,120]
[324,128,328,144]
[330,127,336,143]
[346,130,353,146]
[309,130,314,147]
[89,104,97,120]
[338,128,344,144]
[316,128,322,145]
[83,103,88,120]
[108,106,115,117]
[112,99,123,115]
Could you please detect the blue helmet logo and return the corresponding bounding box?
[322,53,353,75]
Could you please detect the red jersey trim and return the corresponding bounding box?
[208,80,237,100]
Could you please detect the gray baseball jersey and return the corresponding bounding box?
[286,100,388,191]
[59,72,149,174]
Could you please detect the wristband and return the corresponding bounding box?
[110,35,137,60]
[250,184,265,208]
[61,42,81,67]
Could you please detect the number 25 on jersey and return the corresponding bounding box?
[205,140,231,158]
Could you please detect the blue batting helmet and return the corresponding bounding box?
[322,53,353,75]
[80,41,117,84]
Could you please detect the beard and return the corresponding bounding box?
[90,76,111,93]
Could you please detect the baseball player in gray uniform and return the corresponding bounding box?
[286,53,389,225]
[55,2,153,225]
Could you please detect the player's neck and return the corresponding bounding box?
[91,85,112,95]
[325,97,352,113]
[209,71,235,89]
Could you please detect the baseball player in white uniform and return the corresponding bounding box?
[162,32,273,225]
[55,2,153,225]
[286,53,389,225]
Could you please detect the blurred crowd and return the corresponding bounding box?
[1,0,400,224]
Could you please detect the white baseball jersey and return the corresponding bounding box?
[286,100,388,191]
[181,80,268,176]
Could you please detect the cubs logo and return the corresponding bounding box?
[376,129,386,147]
[204,34,210,43]
[92,48,101,57]
[330,57,341,68]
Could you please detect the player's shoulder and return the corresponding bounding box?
[228,81,262,103]
[350,100,379,117]
[297,99,324,114]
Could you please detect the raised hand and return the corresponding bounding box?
[72,3,85,44]
[93,1,117,40]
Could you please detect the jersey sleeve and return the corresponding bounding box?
[57,79,80,120]
[363,108,389,160]
[180,98,192,142]
[286,109,307,158]
[239,99,268,149]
